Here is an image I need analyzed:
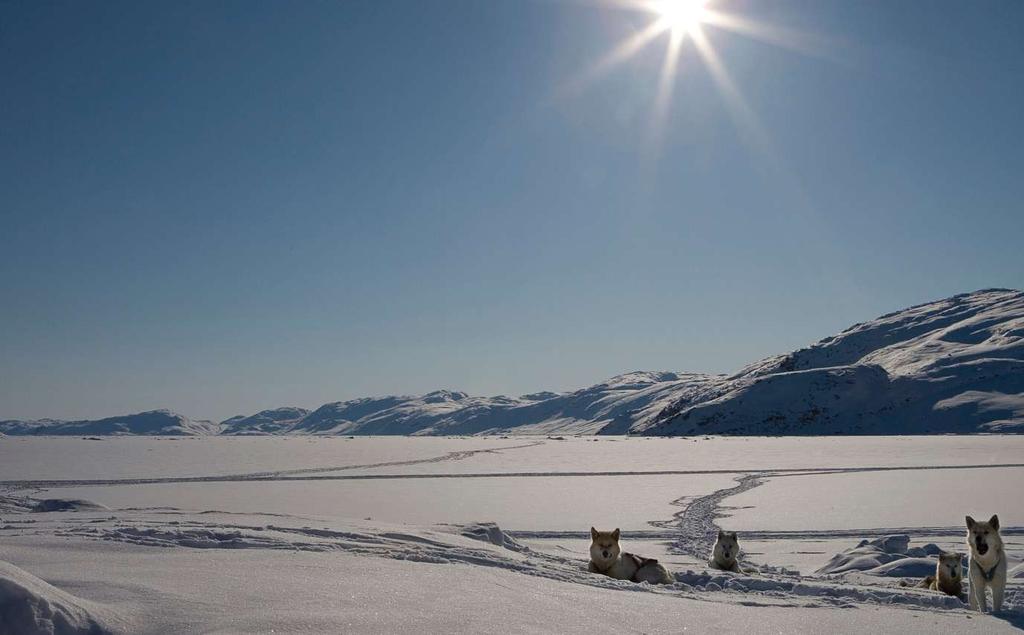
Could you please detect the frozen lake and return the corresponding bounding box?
[1,435,1023,633]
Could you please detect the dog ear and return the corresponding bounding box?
[718,529,725,539]
[591,527,599,540]
[730,532,738,539]
[989,514,999,530]
[611,528,620,541]
[966,516,975,529]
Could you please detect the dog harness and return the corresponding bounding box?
[973,551,1002,583]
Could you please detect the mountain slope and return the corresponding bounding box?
[3,289,1021,436]
[0,410,219,436]
[220,407,310,435]
[638,288,1024,435]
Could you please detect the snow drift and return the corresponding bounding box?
[0,561,123,635]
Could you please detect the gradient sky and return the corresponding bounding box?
[2,0,1022,422]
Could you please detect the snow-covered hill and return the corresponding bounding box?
[0,409,219,436]
[220,407,310,435]
[2,289,1021,436]
[640,288,1024,435]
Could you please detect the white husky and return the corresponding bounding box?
[588,527,673,584]
[965,514,1007,612]
[709,530,741,572]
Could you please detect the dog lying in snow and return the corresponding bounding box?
[709,530,742,572]
[966,514,1006,612]
[904,552,964,600]
[588,527,673,584]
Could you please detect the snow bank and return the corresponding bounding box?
[0,561,122,635]
[816,535,945,575]
[31,499,108,513]
[458,522,529,552]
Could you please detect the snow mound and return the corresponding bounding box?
[864,557,938,578]
[458,523,529,552]
[817,535,945,575]
[0,561,122,635]
[673,569,965,609]
[31,499,108,513]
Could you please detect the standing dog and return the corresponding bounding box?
[588,527,673,584]
[709,530,741,572]
[916,552,965,600]
[966,515,1006,612]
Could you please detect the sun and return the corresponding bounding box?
[564,0,826,161]
[651,0,708,35]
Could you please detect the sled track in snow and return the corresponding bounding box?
[652,473,765,560]
[0,441,546,489]
[3,461,1022,490]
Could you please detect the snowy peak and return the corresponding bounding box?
[736,288,1023,378]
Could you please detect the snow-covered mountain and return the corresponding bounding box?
[0,409,218,436]
[219,407,310,435]
[639,288,1024,435]
[2,289,1021,436]
[271,373,723,437]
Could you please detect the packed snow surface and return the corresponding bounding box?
[1,435,1022,633]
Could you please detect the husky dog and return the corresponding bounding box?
[966,515,1007,612]
[588,527,673,584]
[916,552,964,600]
[709,530,741,572]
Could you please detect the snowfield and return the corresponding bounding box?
[1,436,1022,633]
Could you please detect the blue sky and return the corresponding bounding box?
[2,0,1022,422]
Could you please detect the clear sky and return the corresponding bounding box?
[2,0,1022,422]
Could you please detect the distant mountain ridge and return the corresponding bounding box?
[3,289,1022,436]
[0,409,218,436]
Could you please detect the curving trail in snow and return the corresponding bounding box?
[655,473,765,562]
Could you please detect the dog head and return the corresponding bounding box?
[937,551,962,582]
[590,527,621,568]
[713,530,739,564]
[966,514,1002,558]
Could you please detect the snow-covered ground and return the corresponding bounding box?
[1,436,1022,633]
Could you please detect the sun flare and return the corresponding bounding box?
[651,0,708,35]
[565,0,827,162]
